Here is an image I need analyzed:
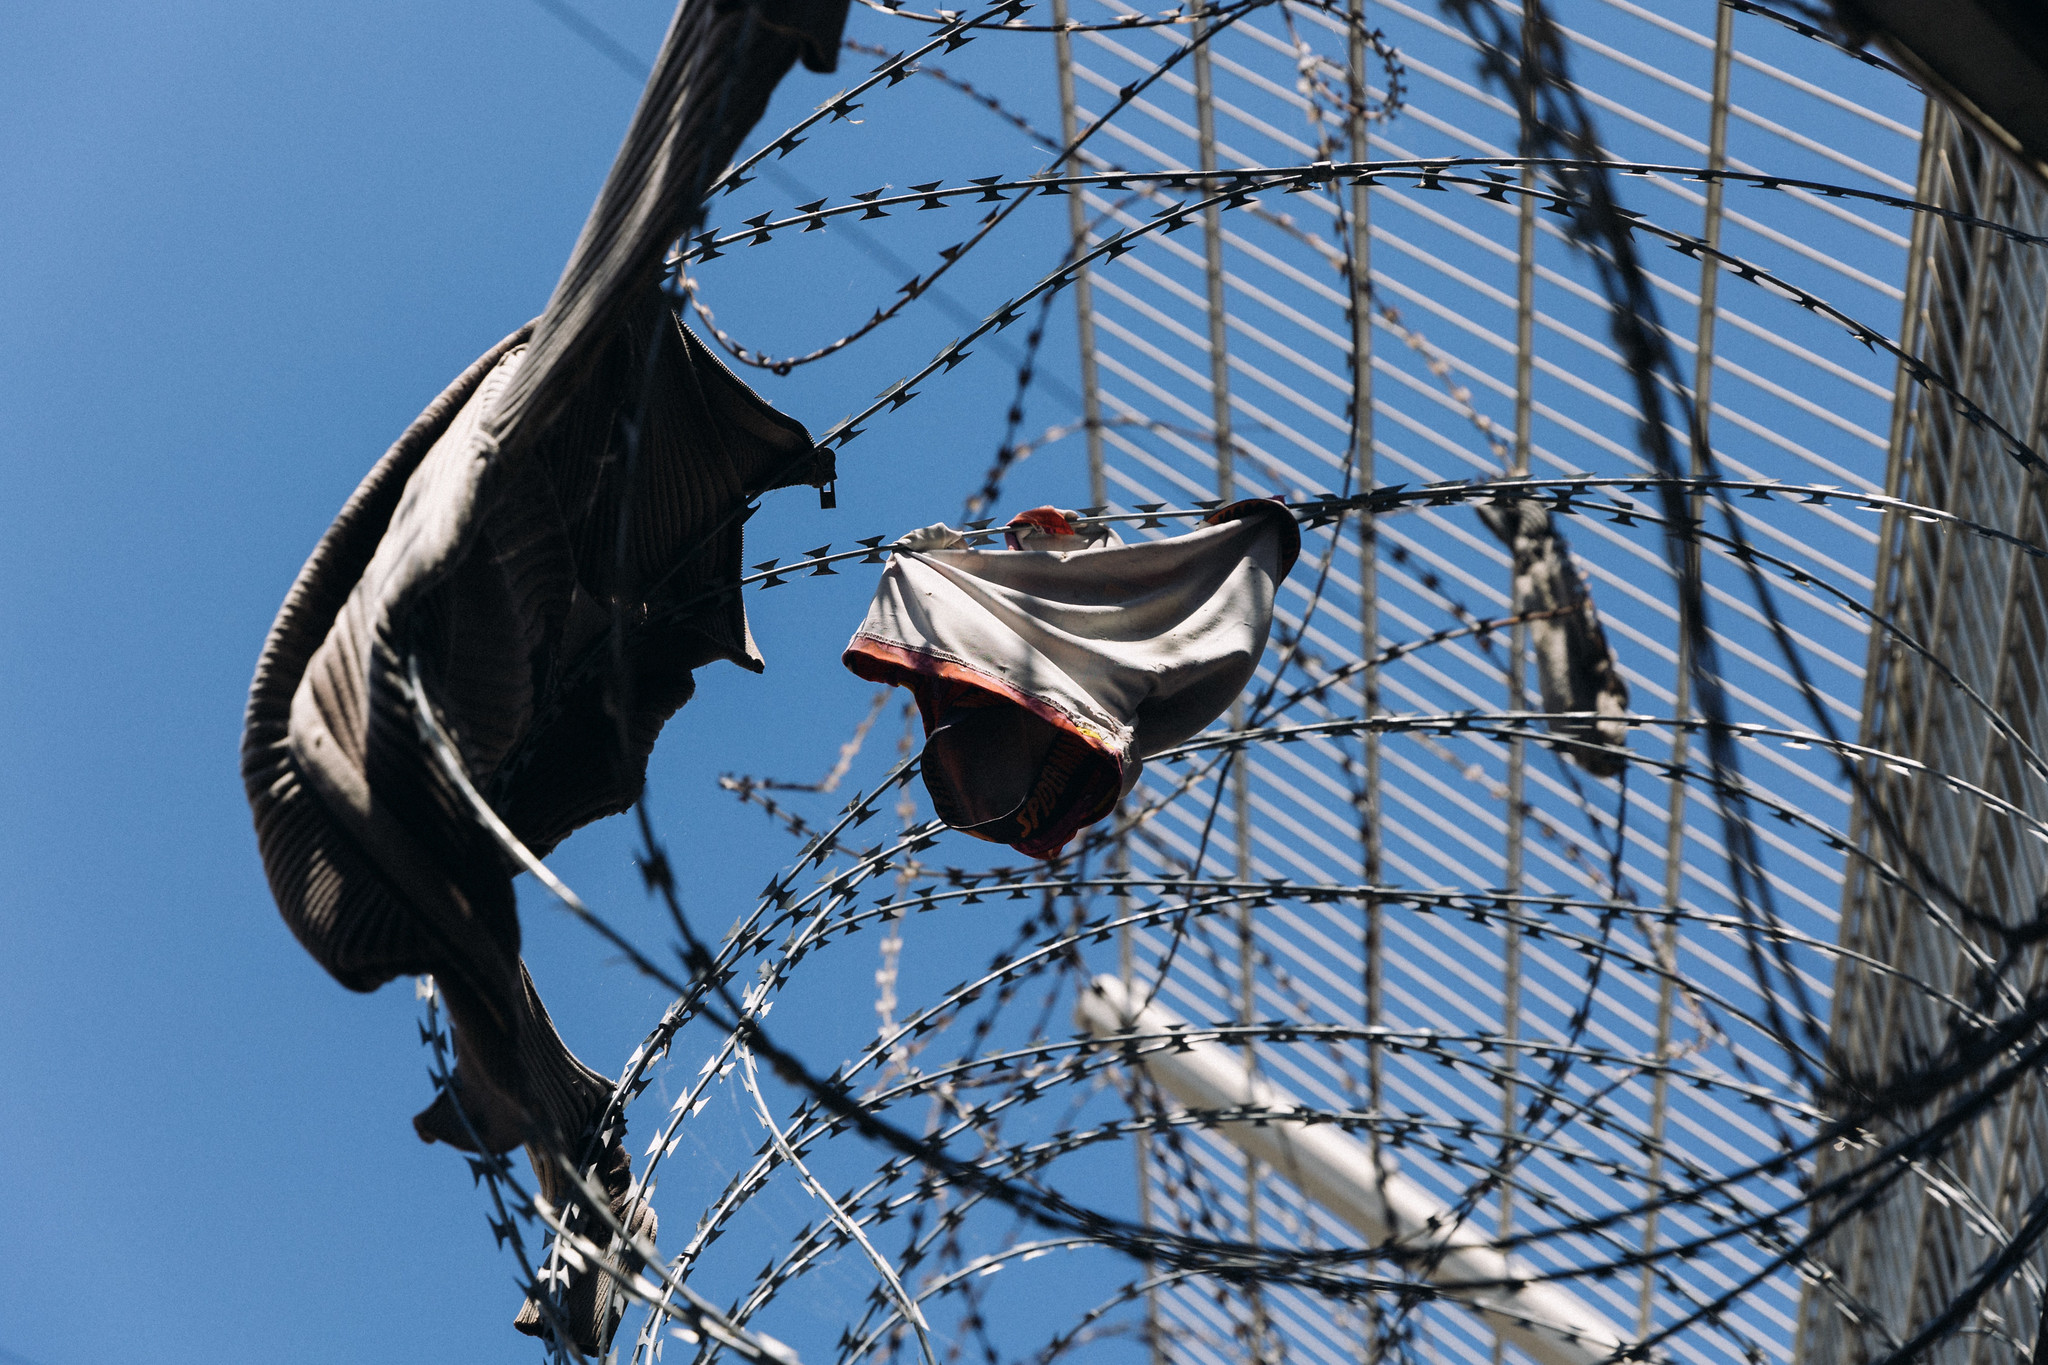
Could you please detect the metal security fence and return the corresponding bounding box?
[1049,2,1929,1361]
[1800,108,2048,1365]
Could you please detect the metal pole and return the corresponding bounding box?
[1192,2,1234,506]
[1343,0,1383,1338]
[1344,10,1384,1359]
[1190,9,1267,1357]
[1640,0,1733,1336]
[1053,0,1108,512]
[1076,978,1633,1365]
[1496,13,1541,1359]
[1052,7,1150,1357]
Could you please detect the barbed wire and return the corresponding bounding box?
[450,477,2048,1362]
[388,2,2048,1363]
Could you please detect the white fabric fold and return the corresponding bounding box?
[845,502,1299,857]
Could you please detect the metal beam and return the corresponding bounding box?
[1075,977,1636,1365]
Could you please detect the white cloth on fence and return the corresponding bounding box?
[844,501,1299,858]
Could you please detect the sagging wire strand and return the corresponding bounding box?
[418,501,2048,1364]
[425,1,2048,1361]
[1227,36,1645,1354]
[1449,1,1829,1100]
[499,148,2048,772]
[678,0,1319,374]
[671,159,2048,474]
[736,1044,946,1365]
[432,476,2048,1364]
[1437,4,2048,1359]
[448,749,1884,1365]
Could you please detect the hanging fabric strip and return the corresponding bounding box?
[240,1,848,1354]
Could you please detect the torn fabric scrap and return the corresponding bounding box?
[844,501,1300,858]
[1476,498,1631,776]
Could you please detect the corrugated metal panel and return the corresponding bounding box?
[1798,107,2048,1365]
